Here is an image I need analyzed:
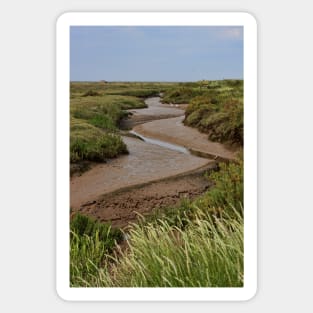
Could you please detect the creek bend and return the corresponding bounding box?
[70,97,231,213]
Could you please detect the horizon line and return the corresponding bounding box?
[70,78,243,83]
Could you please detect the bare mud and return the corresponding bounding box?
[70,96,234,226]
[70,135,212,210]
[74,163,217,228]
[120,97,186,129]
[133,116,237,161]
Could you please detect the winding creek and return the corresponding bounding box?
[70,97,235,211]
[129,130,190,154]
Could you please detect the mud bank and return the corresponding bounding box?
[70,135,212,210]
[70,96,233,225]
[120,97,185,129]
[73,163,217,228]
[133,116,237,161]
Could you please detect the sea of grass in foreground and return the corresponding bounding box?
[70,160,243,287]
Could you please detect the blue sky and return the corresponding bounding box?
[70,26,243,82]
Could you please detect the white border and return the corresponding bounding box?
[56,12,257,301]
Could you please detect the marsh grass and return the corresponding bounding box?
[108,208,243,287]
[70,91,146,165]
[70,161,244,287]
[70,214,123,287]
[70,118,128,163]
[144,161,243,227]
[161,79,243,146]
[69,80,244,287]
[162,87,203,104]
[70,207,243,287]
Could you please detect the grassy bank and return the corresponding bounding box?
[162,80,244,146]
[70,160,243,287]
[70,117,128,163]
[70,214,123,286]
[70,82,169,174]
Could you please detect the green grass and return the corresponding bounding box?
[70,206,243,287]
[70,84,149,167]
[70,214,123,287]
[69,81,178,167]
[162,87,203,104]
[71,95,145,124]
[143,160,243,228]
[107,208,243,287]
[70,117,128,163]
[70,161,244,287]
[70,81,175,98]
[69,80,244,287]
[182,80,244,146]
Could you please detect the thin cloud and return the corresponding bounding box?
[218,27,243,40]
[70,26,243,81]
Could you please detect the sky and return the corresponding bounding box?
[70,26,243,82]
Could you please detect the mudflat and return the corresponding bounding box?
[133,116,237,161]
[74,163,216,228]
[70,96,236,225]
[70,135,212,210]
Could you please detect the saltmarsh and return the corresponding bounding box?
[162,80,244,146]
[69,80,244,287]
[70,82,167,170]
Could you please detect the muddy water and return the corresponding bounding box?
[128,97,184,117]
[70,97,212,209]
[129,130,190,154]
[70,136,210,209]
[134,117,237,161]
